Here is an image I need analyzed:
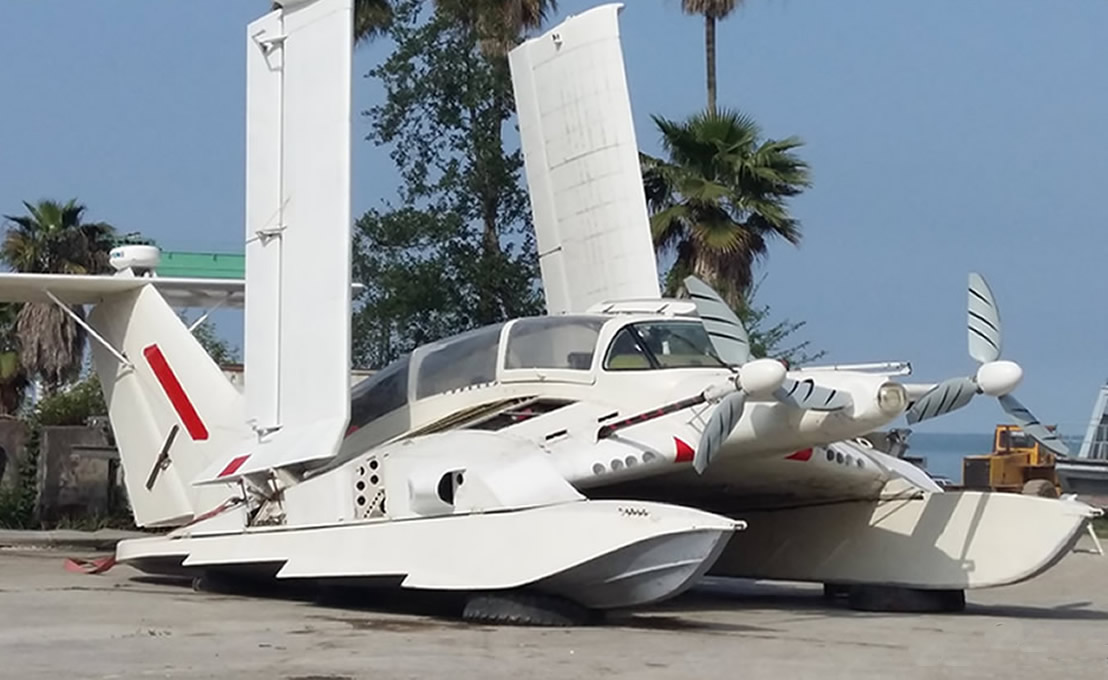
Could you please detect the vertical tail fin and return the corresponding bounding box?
[89,286,249,527]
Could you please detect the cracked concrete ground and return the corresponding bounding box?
[2,538,1107,680]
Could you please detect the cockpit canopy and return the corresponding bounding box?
[347,314,723,433]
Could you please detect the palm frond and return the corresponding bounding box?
[641,107,809,299]
[681,0,741,19]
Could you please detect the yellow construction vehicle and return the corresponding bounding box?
[961,424,1061,496]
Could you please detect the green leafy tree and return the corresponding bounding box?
[0,372,108,529]
[1,199,118,394]
[186,316,241,366]
[270,0,394,45]
[353,0,545,367]
[436,0,557,55]
[643,108,810,310]
[680,0,743,113]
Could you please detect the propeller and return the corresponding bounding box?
[906,273,1069,455]
[683,276,851,473]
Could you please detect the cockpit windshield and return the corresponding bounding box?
[604,320,725,370]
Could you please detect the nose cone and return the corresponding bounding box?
[739,358,787,396]
[976,360,1023,396]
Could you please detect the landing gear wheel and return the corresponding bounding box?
[462,591,597,627]
[847,586,966,613]
[191,571,245,595]
[1022,479,1059,498]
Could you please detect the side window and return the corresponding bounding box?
[415,324,502,399]
[349,356,410,429]
[603,327,652,370]
[504,317,604,371]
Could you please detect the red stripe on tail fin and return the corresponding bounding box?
[143,344,209,441]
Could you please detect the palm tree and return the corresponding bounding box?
[1,199,117,394]
[352,0,394,44]
[270,0,394,46]
[642,108,810,308]
[436,0,557,55]
[681,0,743,113]
[0,303,29,415]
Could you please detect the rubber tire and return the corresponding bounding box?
[847,586,966,613]
[1022,479,1059,498]
[191,570,251,595]
[823,583,850,599]
[462,591,596,627]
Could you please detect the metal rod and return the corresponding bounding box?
[597,394,707,439]
[44,290,132,368]
[187,293,232,332]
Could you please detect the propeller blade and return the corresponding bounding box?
[968,272,1002,364]
[773,377,853,411]
[905,376,978,424]
[693,391,745,474]
[683,276,751,366]
[998,394,1071,456]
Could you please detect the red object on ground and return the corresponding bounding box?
[63,555,117,575]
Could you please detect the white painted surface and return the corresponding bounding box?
[243,0,353,455]
[0,273,244,309]
[509,3,660,314]
[715,492,1097,589]
[243,7,284,431]
[88,287,247,527]
[117,498,737,606]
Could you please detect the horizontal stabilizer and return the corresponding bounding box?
[0,272,363,310]
[192,417,348,486]
[0,272,245,308]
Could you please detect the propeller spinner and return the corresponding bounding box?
[683,276,850,473]
[906,273,1069,455]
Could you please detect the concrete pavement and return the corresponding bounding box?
[2,537,1107,680]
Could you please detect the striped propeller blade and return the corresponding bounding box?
[968,272,1002,364]
[683,276,750,366]
[998,394,1071,456]
[694,391,745,474]
[906,376,978,424]
[773,377,853,412]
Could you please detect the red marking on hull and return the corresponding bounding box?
[674,437,695,463]
[143,344,209,441]
[785,448,813,461]
[218,454,251,478]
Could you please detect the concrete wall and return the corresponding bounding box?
[0,418,27,493]
[35,426,124,523]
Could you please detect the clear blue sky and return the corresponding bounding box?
[1,1,1105,436]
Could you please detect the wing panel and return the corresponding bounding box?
[509,3,660,314]
[244,9,285,430]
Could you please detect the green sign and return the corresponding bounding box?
[157,251,244,280]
